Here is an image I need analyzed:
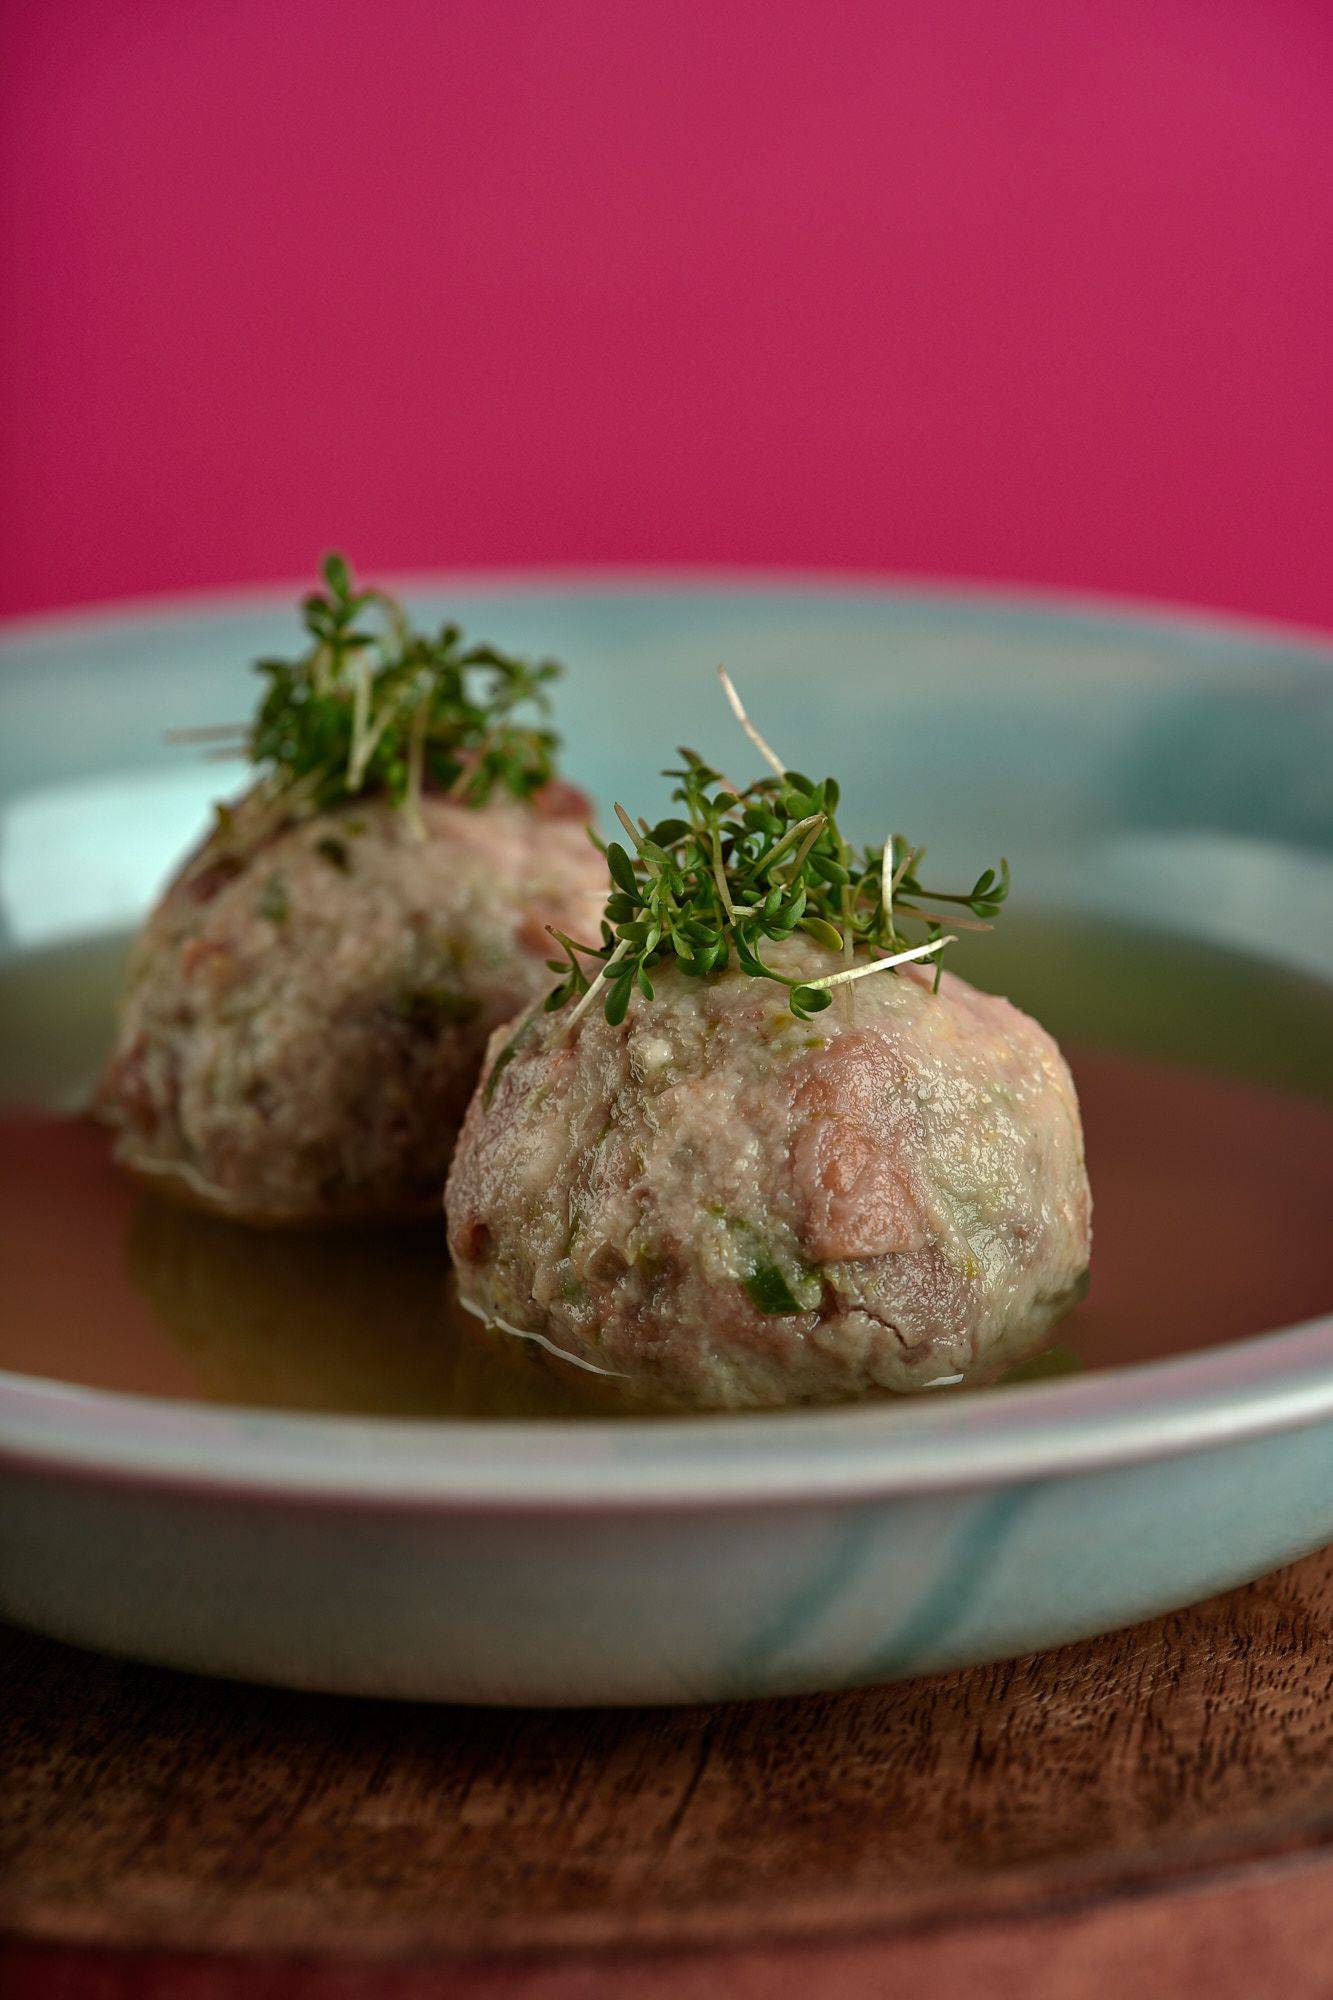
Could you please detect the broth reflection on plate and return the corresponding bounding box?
[1,915,1331,1420]
[126,1197,624,1419]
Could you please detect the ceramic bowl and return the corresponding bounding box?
[1,576,1330,1704]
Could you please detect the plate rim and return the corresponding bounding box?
[2,1315,1331,1512]
[3,564,1333,661]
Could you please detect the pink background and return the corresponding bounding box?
[3,0,1331,626]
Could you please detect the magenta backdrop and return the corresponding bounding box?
[3,0,1331,624]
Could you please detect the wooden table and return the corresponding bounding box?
[4,1545,1332,1997]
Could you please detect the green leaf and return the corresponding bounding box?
[800,916,845,952]
[257,874,289,924]
[606,843,640,897]
[733,934,768,978]
[790,984,834,1017]
[526,671,1010,1023]
[315,835,351,873]
[744,1263,816,1315]
[216,557,568,825]
[603,975,633,1026]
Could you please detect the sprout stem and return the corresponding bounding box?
[711,822,737,923]
[561,939,631,1037]
[545,925,606,959]
[718,665,786,779]
[613,801,645,850]
[402,693,430,839]
[804,935,955,991]
[760,811,826,876]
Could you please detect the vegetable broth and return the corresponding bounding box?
[1,920,1330,1417]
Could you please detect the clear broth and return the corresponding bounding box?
[1,919,1330,1417]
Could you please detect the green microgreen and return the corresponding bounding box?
[544,668,1008,1029]
[256,873,289,924]
[743,1261,821,1316]
[183,554,564,833]
[315,834,352,872]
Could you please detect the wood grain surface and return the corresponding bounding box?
[5,1862,1333,2000]
[3,1546,1332,1987]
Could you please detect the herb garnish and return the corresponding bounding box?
[743,1261,822,1317]
[544,669,1008,1028]
[256,874,289,925]
[179,555,564,841]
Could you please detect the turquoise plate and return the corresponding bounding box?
[1,575,1330,1704]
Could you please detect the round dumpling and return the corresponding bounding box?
[446,935,1091,1407]
[99,784,604,1223]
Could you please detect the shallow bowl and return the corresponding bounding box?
[1,575,1330,1704]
